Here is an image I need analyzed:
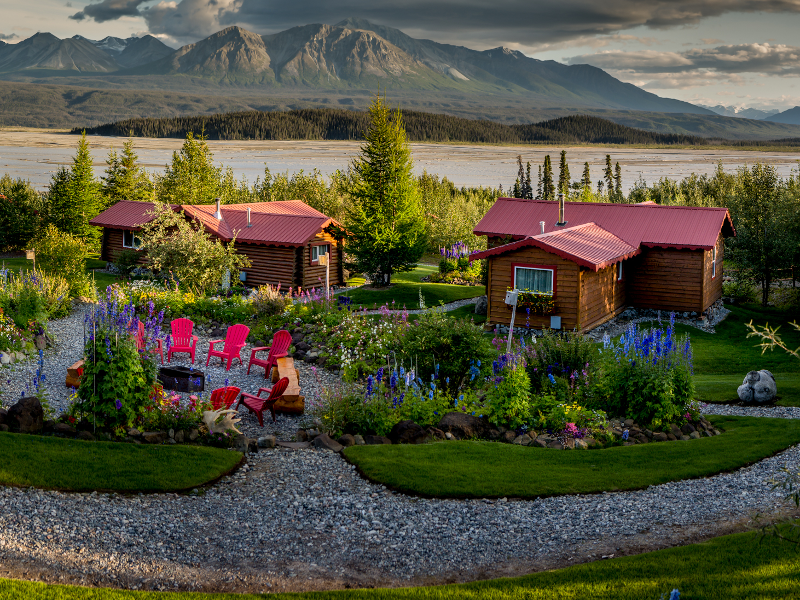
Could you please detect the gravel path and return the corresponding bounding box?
[0,307,798,593]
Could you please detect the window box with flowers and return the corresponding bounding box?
[512,289,556,315]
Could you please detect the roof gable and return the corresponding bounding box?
[474,198,735,252]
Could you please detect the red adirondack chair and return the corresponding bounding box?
[136,320,164,364]
[167,318,199,363]
[206,323,250,371]
[247,329,291,378]
[209,386,242,410]
[236,378,290,426]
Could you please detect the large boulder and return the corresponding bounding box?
[438,412,487,440]
[474,296,488,316]
[389,420,430,444]
[6,397,44,433]
[737,370,777,404]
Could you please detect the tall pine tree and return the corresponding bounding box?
[614,162,623,201]
[537,165,542,199]
[581,162,591,188]
[525,161,532,199]
[542,155,555,201]
[558,150,571,197]
[103,137,153,204]
[48,131,104,250]
[343,95,426,285]
[603,155,614,200]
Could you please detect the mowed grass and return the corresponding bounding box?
[1,524,800,598]
[1,256,120,291]
[343,265,484,309]
[345,416,799,499]
[695,373,800,406]
[0,432,241,492]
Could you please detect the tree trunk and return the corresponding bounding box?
[762,267,771,306]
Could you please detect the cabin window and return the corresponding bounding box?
[311,244,330,265]
[712,246,717,278]
[122,230,141,249]
[514,266,553,295]
[617,261,623,281]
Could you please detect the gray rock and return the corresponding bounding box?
[500,431,517,444]
[474,295,488,316]
[438,412,487,440]
[76,431,95,441]
[127,428,142,437]
[0,352,11,365]
[513,434,532,446]
[680,434,691,441]
[444,432,455,440]
[234,435,258,454]
[363,434,392,445]
[313,434,344,453]
[168,428,175,439]
[6,396,44,433]
[689,431,702,440]
[737,370,777,404]
[681,423,696,435]
[652,432,669,442]
[337,434,355,447]
[257,435,276,449]
[142,431,168,444]
[389,420,429,444]
[297,429,309,442]
[532,438,547,448]
[547,440,564,450]
[669,424,683,438]
[574,439,589,450]
[354,434,365,445]
[0,424,8,432]
[174,430,185,443]
[189,429,199,441]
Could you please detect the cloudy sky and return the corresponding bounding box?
[4,0,800,111]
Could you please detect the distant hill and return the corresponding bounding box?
[0,20,711,116]
[764,107,800,125]
[700,104,780,120]
[76,110,707,145]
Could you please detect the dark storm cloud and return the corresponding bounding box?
[70,0,148,22]
[0,32,19,40]
[570,43,800,76]
[68,0,800,46]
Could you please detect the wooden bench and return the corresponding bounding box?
[269,356,304,414]
[66,360,84,388]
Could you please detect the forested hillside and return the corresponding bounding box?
[78,110,705,145]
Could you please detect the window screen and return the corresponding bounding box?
[312,245,329,262]
[514,267,553,294]
[123,230,141,248]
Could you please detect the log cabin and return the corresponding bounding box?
[470,197,735,331]
[90,199,344,289]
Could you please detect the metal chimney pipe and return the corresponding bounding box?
[556,193,567,227]
[540,221,545,234]
[214,197,222,220]
[247,206,252,227]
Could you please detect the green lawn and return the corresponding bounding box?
[679,304,800,376]
[1,523,800,598]
[345,415,799,499]
[695,373,800,406]
[1,256,120,291]
[343,265,484,309]
[0,432,241,492]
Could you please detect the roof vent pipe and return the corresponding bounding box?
[214,197,222,220]
[540,221,545,235]
[247,206,252,227]
[556,193,567,227]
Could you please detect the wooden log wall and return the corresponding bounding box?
[579,262,627,330]
[486,246,580,330]
[102,228,146,265]
[302,231,342,289]
[702,234,724,309]
[626,247,705,312]
[237,244,296,289]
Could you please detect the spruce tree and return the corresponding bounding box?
[614,162,623,201]
[103,138,153,204]
[48,132,104,250]
[157,131,223,205]
[525,162,532,199]
[514,155,526,198]
[581,162,591,188]
[542,155,555,201]
[344,95,426,285]
[603,155,614,200]
[537,165,542,199]
[558,150,571,196]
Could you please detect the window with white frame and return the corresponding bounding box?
[311,244,330,263]
[617,261,623,281]
[712,246,717,278]
[122,230,141,249]
[514,266,553,294]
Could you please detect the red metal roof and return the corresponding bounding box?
[88,200,177,230]
[90,200,335,247]
[473,198,735,252]
[472,223,640,271]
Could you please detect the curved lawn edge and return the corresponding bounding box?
[0,432,243,493]
[344,416,800,499]
[0,524,798,598]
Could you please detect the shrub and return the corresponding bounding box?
[0,269,71,327]
[486,352,531,429]
[524,329,598,394]
[593,315,694,430]
[0,309,30,353]
[0,175,44,251]
[723,277,758,303]
[72,288,164,430]
[397,309,494,392]
[32,224,94,298]
[115,249,141,278]
[252,283,289,317]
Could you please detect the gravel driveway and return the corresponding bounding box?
[0,307,797,594]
